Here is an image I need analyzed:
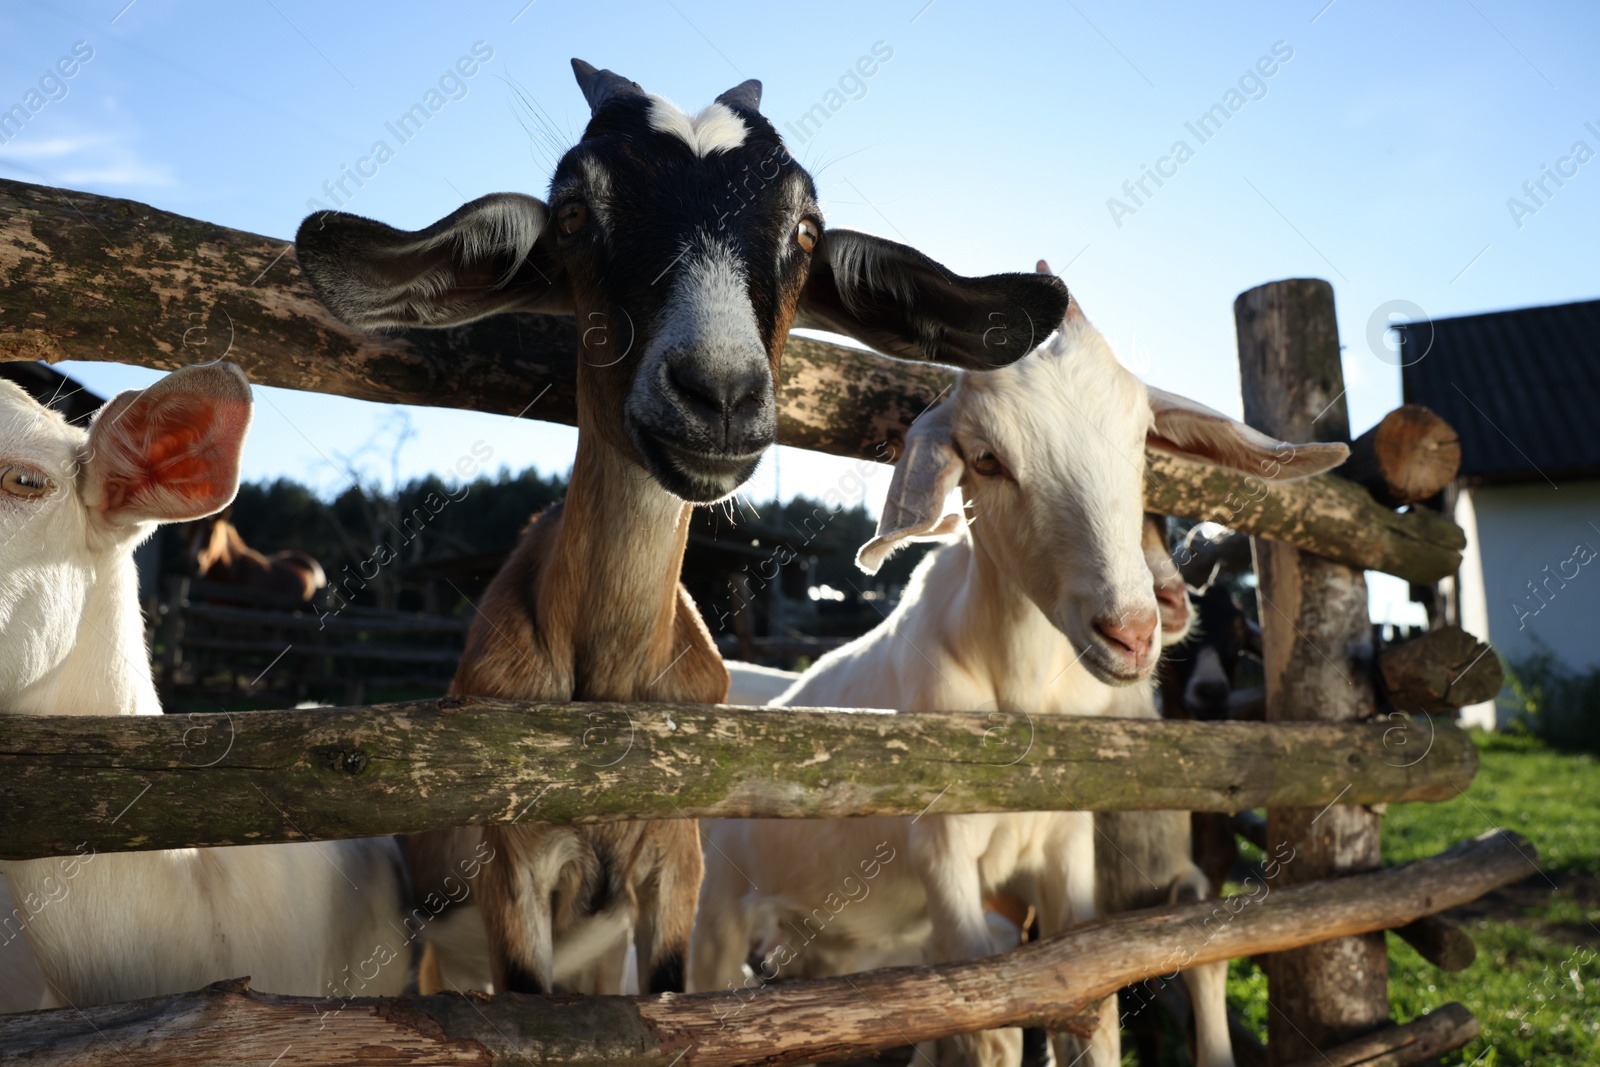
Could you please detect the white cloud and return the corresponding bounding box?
[0,128,173,188]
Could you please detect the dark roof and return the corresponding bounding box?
[1399,298,1600,485]
[0,363,103,426]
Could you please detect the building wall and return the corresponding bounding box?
[1452,490,1495,729]
[1456,480,1600,728]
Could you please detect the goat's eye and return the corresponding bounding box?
[1,466,53,499]
[970,452,1006,478]
[557,202,588,236]
[794,218,819,253]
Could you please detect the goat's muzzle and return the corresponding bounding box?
[626,347,776,502]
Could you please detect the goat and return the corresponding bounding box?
[0,364,411,1010]
[294,59,1069,998]
[691,298,1347,1067]
[1160,582,1260,723]
[187,508,328,603]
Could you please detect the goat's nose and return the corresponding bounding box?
[1093,609,1158,661]
[665,358,770,435]
[1153,583,1189,630]
[1154,582,1187,613]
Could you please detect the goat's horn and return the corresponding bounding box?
[716,79,763,112]
[571,58,644,113]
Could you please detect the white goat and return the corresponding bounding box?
[0,365,410,1010]
[691,303,1346,1067]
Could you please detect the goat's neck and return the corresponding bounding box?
[14,538,157,719]
[545,416,694,701]
[956,536,1120,717]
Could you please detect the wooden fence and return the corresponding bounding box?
[0,177,1528,1067]
[157,577,467,706]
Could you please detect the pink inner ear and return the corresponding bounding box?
[1147,406,1348,482]
[100,390,251,523]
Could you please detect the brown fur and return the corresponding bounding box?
[293,77,1070,1000]
[188,512,327,603]
[419,357,751,995]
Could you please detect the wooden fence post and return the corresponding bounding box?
[1235,279,1389,1062]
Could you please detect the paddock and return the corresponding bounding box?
[0,176,1523,1067]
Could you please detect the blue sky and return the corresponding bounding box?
[3,0,1596,621]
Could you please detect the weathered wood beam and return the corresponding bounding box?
[0,700,1477,861]
[1337,404,1461,508]
[1278,1002,1480,1067]
[1146,450,1462,585]
[0,178,1463,583]
[1391,914,1476,973]
[1378,626,1504,713]
[0,831,1532,1067]
[1237,278,1389,1061]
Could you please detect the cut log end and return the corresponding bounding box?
[1340,405,1462,508]
[1379,626,1505,713]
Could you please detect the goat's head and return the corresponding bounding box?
[295,61,1069,502]
[1178,582,1261,718]
[856,302,1347,686]
[0,364,250,700]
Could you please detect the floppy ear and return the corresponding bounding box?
[295,193,570,331]
[857,403,966,575]
[1146,386,1349,482]
[798,230,1070,370]
[83,362,253,528]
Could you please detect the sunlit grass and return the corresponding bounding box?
[1226,732,1600,1066]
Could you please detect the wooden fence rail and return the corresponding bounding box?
[0,178,1463,583]
[0,699,1475,860]
[0,830,1534,1067]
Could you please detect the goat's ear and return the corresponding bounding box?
[1146,386,1349,482]
[83,362,253,527]
[295,193,570,331]
[797,230,1070,371]
[857,403,965,575]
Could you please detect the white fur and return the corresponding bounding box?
[693,316,1345,1066]
[0,375,410,1011]
[646,97,748,157]
[0,877,47,1013]
[723,661,800,707]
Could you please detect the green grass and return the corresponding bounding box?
[1383,732,1600,876]
[1227,732,1600,1066]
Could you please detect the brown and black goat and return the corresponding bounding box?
[295,60,1068,997]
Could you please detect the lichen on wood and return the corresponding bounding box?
[0,698,1479,861]
[1,178,1462,582]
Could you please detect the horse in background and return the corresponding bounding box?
[188,510,327,604]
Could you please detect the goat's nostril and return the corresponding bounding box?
[663,356,770,428]
[665,363,720,415]
[1093,611,1159,660]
